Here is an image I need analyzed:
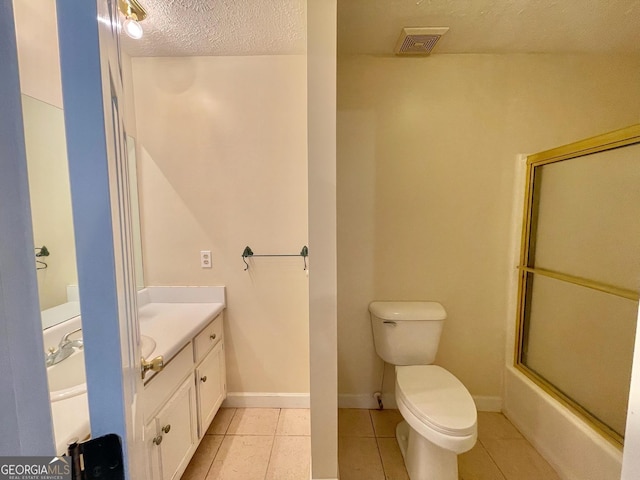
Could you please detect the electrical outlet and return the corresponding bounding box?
[200,250,212,268]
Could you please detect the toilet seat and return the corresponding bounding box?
[395,365,477,453]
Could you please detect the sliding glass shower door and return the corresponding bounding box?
[515,125,640,446]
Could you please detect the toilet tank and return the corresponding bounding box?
[369,301,446,366]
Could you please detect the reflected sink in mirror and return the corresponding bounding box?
[47,348,86,402]
[47,334,156,402]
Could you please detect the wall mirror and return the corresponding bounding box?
[22,95,145,330]
[22,94,80,329]
[516,125,640,446]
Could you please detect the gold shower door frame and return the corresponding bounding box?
[515,124,640,447]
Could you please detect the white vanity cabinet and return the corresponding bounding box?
[143,312,226,480]
[195,335,226,436]
[146,377,197,480]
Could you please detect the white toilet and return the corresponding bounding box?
[369,301,477,480]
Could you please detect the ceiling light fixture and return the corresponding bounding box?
[123,15,143,39]
[118,0,147,40]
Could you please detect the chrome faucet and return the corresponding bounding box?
[46,327,83,367]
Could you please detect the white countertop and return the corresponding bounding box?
[138,302,224,381]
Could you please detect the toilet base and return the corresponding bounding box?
[396,421,458,480]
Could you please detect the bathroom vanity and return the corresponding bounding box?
[141,310,226,480]
[45,286,227,479]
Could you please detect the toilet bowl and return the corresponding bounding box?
[395,365,476,480]
[369,301,477,480]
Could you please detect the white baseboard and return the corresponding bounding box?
[222,391,501,412]
[223,392,310,409]
[338,393,502,412]
[473,395,503,412]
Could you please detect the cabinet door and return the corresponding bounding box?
[156,377,197,480]
[196,340,226,436]
[144,420,161,480]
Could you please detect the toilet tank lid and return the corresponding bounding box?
[369,302,446,321]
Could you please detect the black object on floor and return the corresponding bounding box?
[68,433,124,480]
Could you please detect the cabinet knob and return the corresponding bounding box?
[161,424,171,434]
[152,435,163,445]
[209,333,217,341]
[200,375,208,383]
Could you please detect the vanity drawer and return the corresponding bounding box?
[143,343,193,419]
[193,314,223,363]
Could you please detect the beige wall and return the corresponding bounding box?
[337,54,640,403]
[132,56,309,394]
[13,0,63,109]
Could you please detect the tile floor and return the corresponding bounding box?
[181,408,311,480]
[338,408,562,480]
[182,407,561,480]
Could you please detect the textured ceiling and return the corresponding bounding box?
[121,0,640,57]
[121,0,306,57]
[338,0,640,55]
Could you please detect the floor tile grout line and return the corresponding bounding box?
[262,408,282,480]
[222,407,237,435]
[201,435,223,480]
[262,434,277,480]
[274,406,284,436]
[367,408,377,437]
[477,437,508,480]
[373,434,392,480]
[369,409,392,480]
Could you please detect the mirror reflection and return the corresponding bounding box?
[22,97,145,330]
[22,94,80,329]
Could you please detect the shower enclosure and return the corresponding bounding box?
[515,125,640,446]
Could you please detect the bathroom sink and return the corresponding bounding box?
[47,349,86,402]
[47,334,157,402]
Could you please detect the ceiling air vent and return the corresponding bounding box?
[395,27,449,56]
